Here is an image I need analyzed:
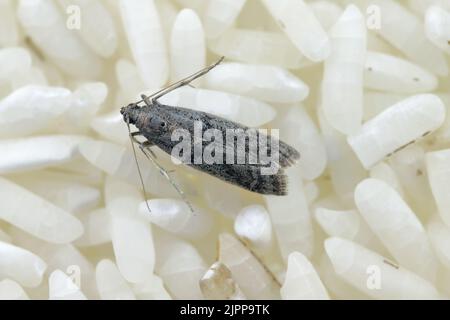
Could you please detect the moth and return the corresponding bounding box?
[120,57,300,205]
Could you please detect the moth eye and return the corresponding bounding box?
[160,122,166,128]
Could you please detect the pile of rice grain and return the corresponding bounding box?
[0,0,449,300]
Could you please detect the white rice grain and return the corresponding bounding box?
[170,9,206,83]
[0,0,22,46]
[154,230,206,299]
[322,5,366,135]
[275,106,326,180]
[280,252,329,300]
[75,208,111,247]
[364,51,438,93]
[359,0,448,76]
[426,148,450,226]
[0,279,29,300]
[17,0,103,78]
[0,85,71,138]
[218,233,280,299]
[425,5,450,55]
[234,205,273,251]
[0,47,32,84]
[208,28,310,69]
[119,0,168,89]
[314,207,387,255]
[0,135,85,173]
[139,199,214,240]
[57,0,118,58]
[348,94,446,169]
[0,177,83,244]
[427,216,450,269]
[355,178,439,281]
[262,0,330,62]
[325,237,441,300]
[0,241,46,287]
[95,259,136,300]
[48,269,86,300]
[265,167,314,260]
[204,63,309,103]
[369,161,405,198]
[105,177,155,284]
[203,0,247,39]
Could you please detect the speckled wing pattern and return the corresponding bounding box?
[137,103,301,196]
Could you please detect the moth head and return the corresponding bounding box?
[120,103,140,124]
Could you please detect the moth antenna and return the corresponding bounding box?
[126,120,152,215]
[136,56,225,104]
[138,145,195,214]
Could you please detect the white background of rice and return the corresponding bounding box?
[0,0,450,300]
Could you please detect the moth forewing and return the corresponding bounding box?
[121,57,300,211]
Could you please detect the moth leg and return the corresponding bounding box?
[126,124,152,214]
[139,56,225,105]
[140,94,163,107]
[129,133,158,159]
[140,95,150,107]
[138,143,194,213]
[129,131,144,144]
[140,141,157,158]
[140,94,153,107]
